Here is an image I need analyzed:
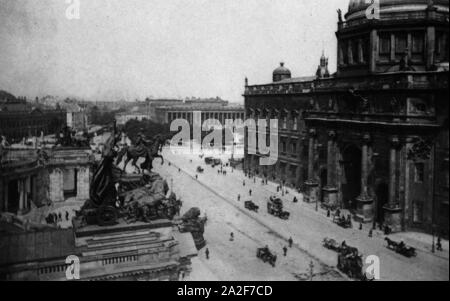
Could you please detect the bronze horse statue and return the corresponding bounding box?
[116,134,165,173]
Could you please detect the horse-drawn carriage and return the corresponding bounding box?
[204,157,214,165]
[337,246,365,280]
[333,215,352,229]
[267,197,290,220]
[257,247,277,267]
[385,238,417,258]
[245,201,259,213]
[323,238,342,252]
[323,238,369,280]
[197,166,204,173]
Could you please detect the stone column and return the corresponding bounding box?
[323,131,338,209]
[18,179,25,215]
[356,134,374,223]
[304,129,319,203]
[369,29,378,73]
[77,167,90,201]
[384,136,402,232]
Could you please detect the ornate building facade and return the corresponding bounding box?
[244,0,449,235]
[0,147,93,216]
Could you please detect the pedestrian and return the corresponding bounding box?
[230,232,234,242]
[178,168,181,173]
[243,180,246,187]
[249,189,252,196]
[359,222,363,230]
[437,237,443,251]
[283,246,288,257]
[288,237,293,248]
[368,229,373,238]
[237,194,241,202]
[293,196,298,203]
[205,248,210,260]
[327,209,331,218]
[65,211,69,221]
[195,174,198,180]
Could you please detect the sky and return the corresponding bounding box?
[0,0,349,103]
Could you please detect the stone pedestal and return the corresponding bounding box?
[304,180,319,203]
[355,195,374,223]
[322,186,339,209]
[383,206,402,233]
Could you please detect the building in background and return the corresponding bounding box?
[0,91,66,142]
[59,101,89,131]
[244,0,449,235]
[155,103,245,127]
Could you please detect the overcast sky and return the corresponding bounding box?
[0,0,349,103]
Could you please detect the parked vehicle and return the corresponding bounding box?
[244,201,259,213]
[267,197,290,220]
[257,247,277,267]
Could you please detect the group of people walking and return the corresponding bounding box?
[45,211,70,226]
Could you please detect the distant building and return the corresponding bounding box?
[154,104,245,127]
[59,101,89,131]
[115,112,149,126]
[0,91,66,142]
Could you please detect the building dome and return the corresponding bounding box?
[273,62,292,82]
[346,0,449,20]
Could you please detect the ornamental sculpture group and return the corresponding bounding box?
[73,123,206,249]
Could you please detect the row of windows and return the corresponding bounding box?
[340,38,370,65]
[340,31,449,65]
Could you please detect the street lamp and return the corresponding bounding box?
[309,261,314,281]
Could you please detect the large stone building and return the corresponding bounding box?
[0,91,66,142]
[0,147,93,216]
[244,0,449,235]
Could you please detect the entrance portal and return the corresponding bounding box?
[341,145,361,210]
[7,180,19,214]
[375,182,389,224]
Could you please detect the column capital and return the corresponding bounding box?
[389,136,402,149]
[328,130,337,140]
[362,133,372,145]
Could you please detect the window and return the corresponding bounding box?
[293,117,298,131]
[436,32,449,61]
[379,34,391,55]
[291,142,297,154]
[395,33,408,54]
[341,41,349,64]
[351,40,359,63]
[414,163,425,183]
[411,32,424,54]
[282,117,287,129]
[282,140,287,153]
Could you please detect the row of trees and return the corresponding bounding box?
[122,119,171,142]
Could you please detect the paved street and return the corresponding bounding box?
[152,143,449,281]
